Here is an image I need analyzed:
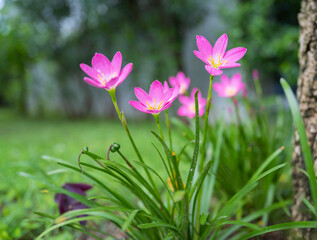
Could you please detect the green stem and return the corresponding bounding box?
[200,75,214,170]
[154,114,164,141]
[165,110,173,151]
[108,90,159,195]
[194,75,214,240]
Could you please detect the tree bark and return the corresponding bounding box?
[292,0,317,238]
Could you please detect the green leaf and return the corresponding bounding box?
[138,222,179,231]
[202,120,224,212]
[281,78,317,208]
[238,221,317,240]
[186,90,200,191]
[302,197,317,217]
[122,210,139,232]
[189,160,213,201]
[200,213,209,225]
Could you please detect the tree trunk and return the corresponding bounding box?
[291,0,317,238]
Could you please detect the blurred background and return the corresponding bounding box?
[0,0,300,118]
[0,0,299,239]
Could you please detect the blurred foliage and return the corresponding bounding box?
[219,0,300,87]
[0,0,206,115]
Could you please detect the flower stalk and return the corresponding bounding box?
[108,89,159,196]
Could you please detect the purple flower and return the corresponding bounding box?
[129,80,177,115]
[80,52,133,90]
[193,34,247,76]
[55,183,93,225]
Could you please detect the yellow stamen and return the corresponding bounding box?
[146,99,164,110]
[208,54,227,69]
[146,101,154,110]
[98,74,106,86]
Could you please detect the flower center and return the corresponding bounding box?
[208,54,227,69]
[146,99,164,111]
[97,72,118,86]
[189,103,196,113]
[179,85,186,95]
[225,87,238,97]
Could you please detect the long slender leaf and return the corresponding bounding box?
[281,78,317,208]
[186,90,200,191]
[238,221,317,240]
[202,120,224,212]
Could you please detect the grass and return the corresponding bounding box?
[0,108,184,239]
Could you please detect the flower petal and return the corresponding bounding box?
[116,63,133,87]
[80,63,99,80]
[135,87,152,104]
[231,73,242,85]
[92,53,111,73]
[162,88,175,104]
[213,82,226,97]
[163,81,170,92]
[223,47,247,63]
[177,106,191,117]
[220,74,231,85]
[179,95,191,105]
[84,77,105,88]
[149,80,164,100]
[205,65,223,76]
[193,50,209,64]
[220,63,241,69]
[129,100,149,113]
[160,101,173,112]
[105,77,119,90]
[111,51,122,74]
[212,33,228,58]
[196,35,213,57]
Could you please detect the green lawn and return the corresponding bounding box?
[0,109,186,239]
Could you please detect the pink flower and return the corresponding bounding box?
[80,52,133,90]
[213,73,246,98]
[177,88,206,118]
[193,34,247,76]
[252,69,259,80]
[168,72,190,95]
[129,80,177,114]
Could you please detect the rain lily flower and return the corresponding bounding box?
[80,52,133,90]
[168,72,190,95]
[213,73,246,98]
[55,183,93,225]
[193,34,247,76]
[129,80,177,114]
[177,88,206,118]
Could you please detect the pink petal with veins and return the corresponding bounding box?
[116,63,133,87]
[92,53,111,73]
[80,64,99,80]
[84,77,104,88]
[205,65,223,76]
[223,47,247,63]
[149,80,164,100]
[111,51,122,74]
[212,33,228,58]
[135,87,152,104]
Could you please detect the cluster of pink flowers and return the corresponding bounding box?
[79,33,247,118]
